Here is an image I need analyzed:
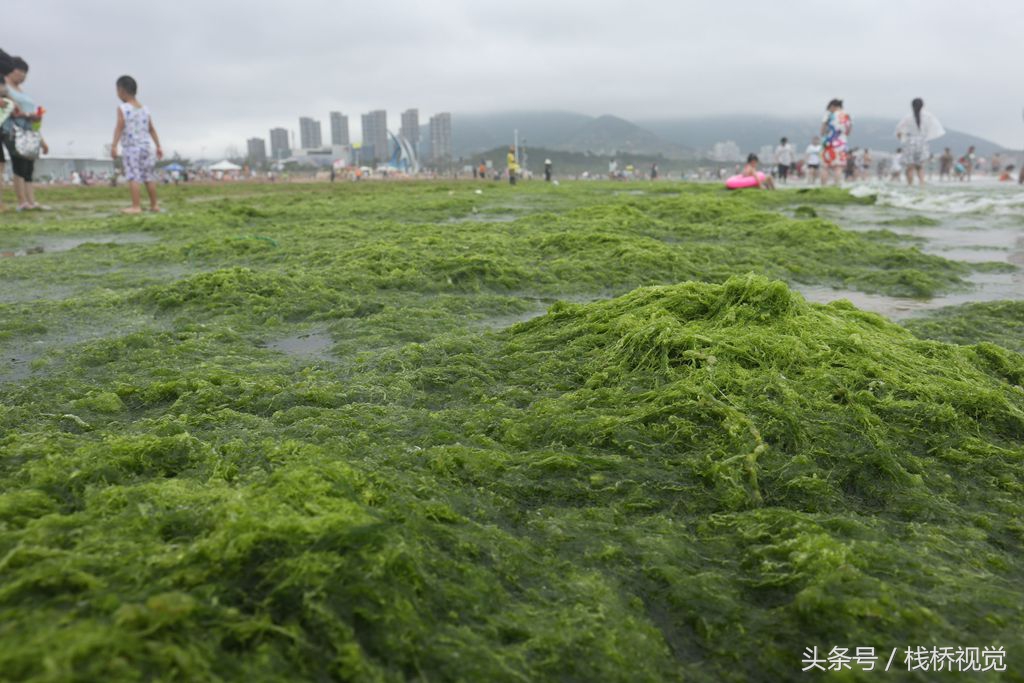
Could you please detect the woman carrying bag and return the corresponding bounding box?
[1,55,48,211]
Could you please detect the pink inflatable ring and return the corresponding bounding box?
[725,172,766,190]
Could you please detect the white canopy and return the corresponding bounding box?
[209,160,242,171]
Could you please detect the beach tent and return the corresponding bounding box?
[209,160,241,172]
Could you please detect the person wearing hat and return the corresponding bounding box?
[544,158,553,182]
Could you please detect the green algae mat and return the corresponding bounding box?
[904,301,1024,355]
[1,182,1022,681]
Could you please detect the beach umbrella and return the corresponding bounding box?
[164,162,185,172]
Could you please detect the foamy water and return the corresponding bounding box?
[801,181,1024,318]
[849,180,1024,217]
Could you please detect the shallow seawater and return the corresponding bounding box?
[476,306,549,330]
[0,232,157,256]
[444,212,520,223]
[0,283,83,305]
[2,341,47,382]
[797,271,1021,319]
[852,180,1024,216]
[807,182,1024,315]
[263,329,335,359]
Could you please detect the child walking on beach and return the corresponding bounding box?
[111,75,162,213]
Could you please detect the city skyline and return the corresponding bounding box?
[428,112,452,163]
[269,128,290,160]
[241,107,453,166]
[298,117,322,150]
[245,137,267,165]
[329,112,349,147]
[361,110,389,163]
[400,109,420,148]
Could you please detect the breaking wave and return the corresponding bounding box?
[850,182,1024,216]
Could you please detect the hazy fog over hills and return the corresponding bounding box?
[453,111,1012,160]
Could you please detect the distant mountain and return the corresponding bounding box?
[638,115,1010,157]
[451,111,691,159]
[450,111,593,156]
[450,111,1010,160]
[554,115,691,158]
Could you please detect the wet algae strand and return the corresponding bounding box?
[2,270,1022,681]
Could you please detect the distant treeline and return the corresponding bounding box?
[466,147,733,176]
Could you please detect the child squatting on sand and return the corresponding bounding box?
[111,75,163,213]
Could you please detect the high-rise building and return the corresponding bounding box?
[329,112,349,146]
[429,113,452,163]
[400,109,420,146]
[299,117,322,149]
[269,127,290,160]
[246,137,267,165]
[361,110,388,163]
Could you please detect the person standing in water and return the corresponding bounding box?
[939,147,953,181]
[820,99,852,186]
[843,149,857,182]
[963,145,977,181]
[888,150,904,182]
[991,153,1003,176]
[804,136,822,184]
[895,98,945,187]
[774,137,794,183]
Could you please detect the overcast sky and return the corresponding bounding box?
[7,0,1024,158]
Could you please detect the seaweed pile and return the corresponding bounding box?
[2,269,1022,680]
[904,300,1024,354]
[2,182,1022,680]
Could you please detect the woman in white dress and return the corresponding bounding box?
[895,98,945,187]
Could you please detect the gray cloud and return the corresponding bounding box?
[8,0,1023,157]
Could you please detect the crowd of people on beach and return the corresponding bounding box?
[734,97,1024,191]
[726,99,853,191]
[4,51,1023,204]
